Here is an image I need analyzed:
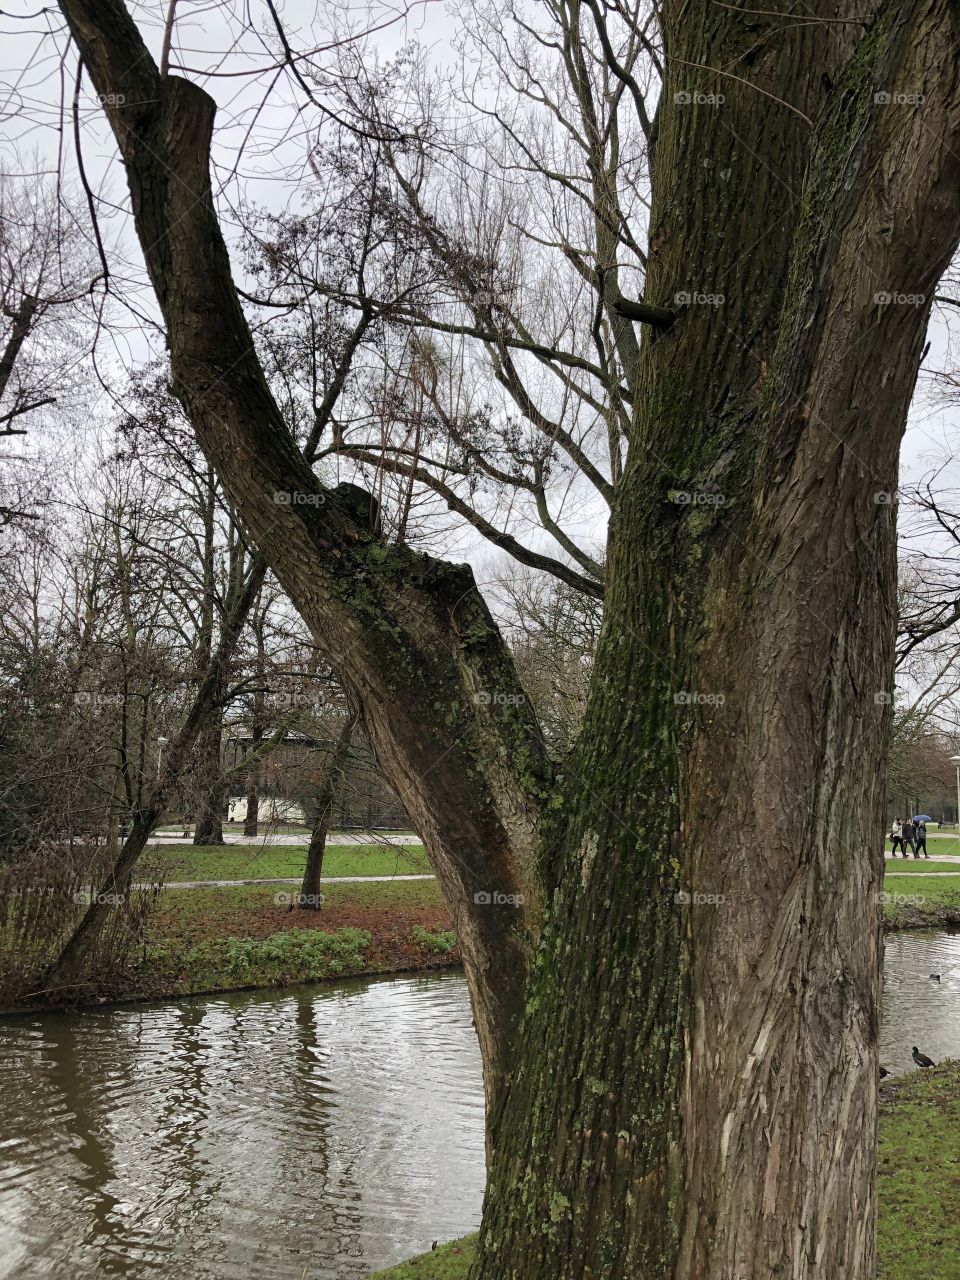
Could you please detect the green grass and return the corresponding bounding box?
[882,858,960,874]
[148,842,429,882]
[127,878,451,999]
[878,1064,960,1279]
[151,877,445,939]
[411,925,458,955]
[146,926,372,993]
[369,1237,477,1279]
[369,1066,960,1280]
[883,874,960,923]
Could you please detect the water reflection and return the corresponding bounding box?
[0,974,485,1279]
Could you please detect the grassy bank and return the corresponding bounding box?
[62,878,459,1005]
[140,878,456,998]
[369,1065,960,1280]
[883,864,960,929]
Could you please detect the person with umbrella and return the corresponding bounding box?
[914,814,931,859]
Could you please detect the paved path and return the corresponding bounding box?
[132,873,436,891]
[885,853,960,866]
[148,831,421,847]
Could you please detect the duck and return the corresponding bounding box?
[879,1065,890,1079]
[930,973,941,981]
[912,1046,936,1068]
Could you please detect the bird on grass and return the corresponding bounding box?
[879,1066,890,1079]
[912,1046,936,1069]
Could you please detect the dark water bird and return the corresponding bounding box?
[930,973,941,981]
[912,1046,936,1069]
[879,1066,890,1079]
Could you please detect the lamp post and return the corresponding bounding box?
[157,735,169,781]
[950,756,960,829]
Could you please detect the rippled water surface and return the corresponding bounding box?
[3,933,960,1278]
[880,930,960,1073]
[0,973,485,1279]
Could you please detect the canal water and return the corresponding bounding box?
[2,931,959,1278]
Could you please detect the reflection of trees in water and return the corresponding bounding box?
[2,981,478,1280]
[36,1014,127,1273]
[288,991,365,1279]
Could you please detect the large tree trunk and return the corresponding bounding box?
[472,5,960,1278]
[57,0,551,1133]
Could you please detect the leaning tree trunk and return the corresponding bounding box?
[300,715,356,909]
[472,6,960,1279]
[58,0,552,1138]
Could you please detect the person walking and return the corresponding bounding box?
[890,818,905,857]
[902,817,916,858]
[915,819,929,859]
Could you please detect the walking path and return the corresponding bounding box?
[148,830,421,847]
[885,853,960,866]
[133,873,437,891]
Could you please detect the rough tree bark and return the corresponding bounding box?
[472,4,960,1279]
[57,0,551,1136]
[57,0,960,1273]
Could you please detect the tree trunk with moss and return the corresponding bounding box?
[59,0,960,1270]
[471,5,960,1278]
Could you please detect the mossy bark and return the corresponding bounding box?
[472,4,960,1278]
